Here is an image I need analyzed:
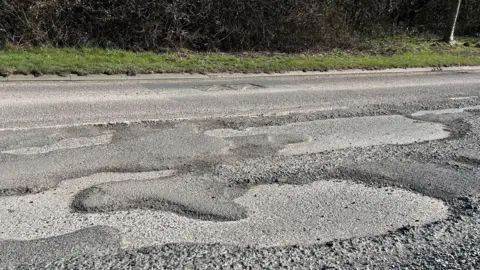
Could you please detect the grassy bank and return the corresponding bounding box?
[1,37,480,76]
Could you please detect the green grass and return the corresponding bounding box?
[1,36,480,76]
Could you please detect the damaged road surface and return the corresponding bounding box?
[1,71,480,269]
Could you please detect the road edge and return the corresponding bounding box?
[1,66,480,82]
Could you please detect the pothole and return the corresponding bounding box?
[338,159,480,216]
[206,115,450,156]
[0,126,230,196]
[2,133,114,155]
[72,174,247,222]
[0,172,449,249]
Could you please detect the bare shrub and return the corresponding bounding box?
[0,0,478,52]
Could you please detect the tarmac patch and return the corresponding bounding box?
[194,84,265,92]
[456,149,480,166]
[0,226,121,268]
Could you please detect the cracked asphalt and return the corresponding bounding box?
[0,71,480,269]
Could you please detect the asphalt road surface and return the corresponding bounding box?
[0,70,480,269]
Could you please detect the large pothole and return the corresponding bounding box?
[0,172,448,249]
[0,115,450,196]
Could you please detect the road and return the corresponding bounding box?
[0,70,479,269]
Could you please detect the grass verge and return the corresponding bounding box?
[1,37,480,76]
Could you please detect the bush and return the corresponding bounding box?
[0,0,479,52]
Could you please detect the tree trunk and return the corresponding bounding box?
[443,0,462,42]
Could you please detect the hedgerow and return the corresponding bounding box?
[0,0,478,52]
